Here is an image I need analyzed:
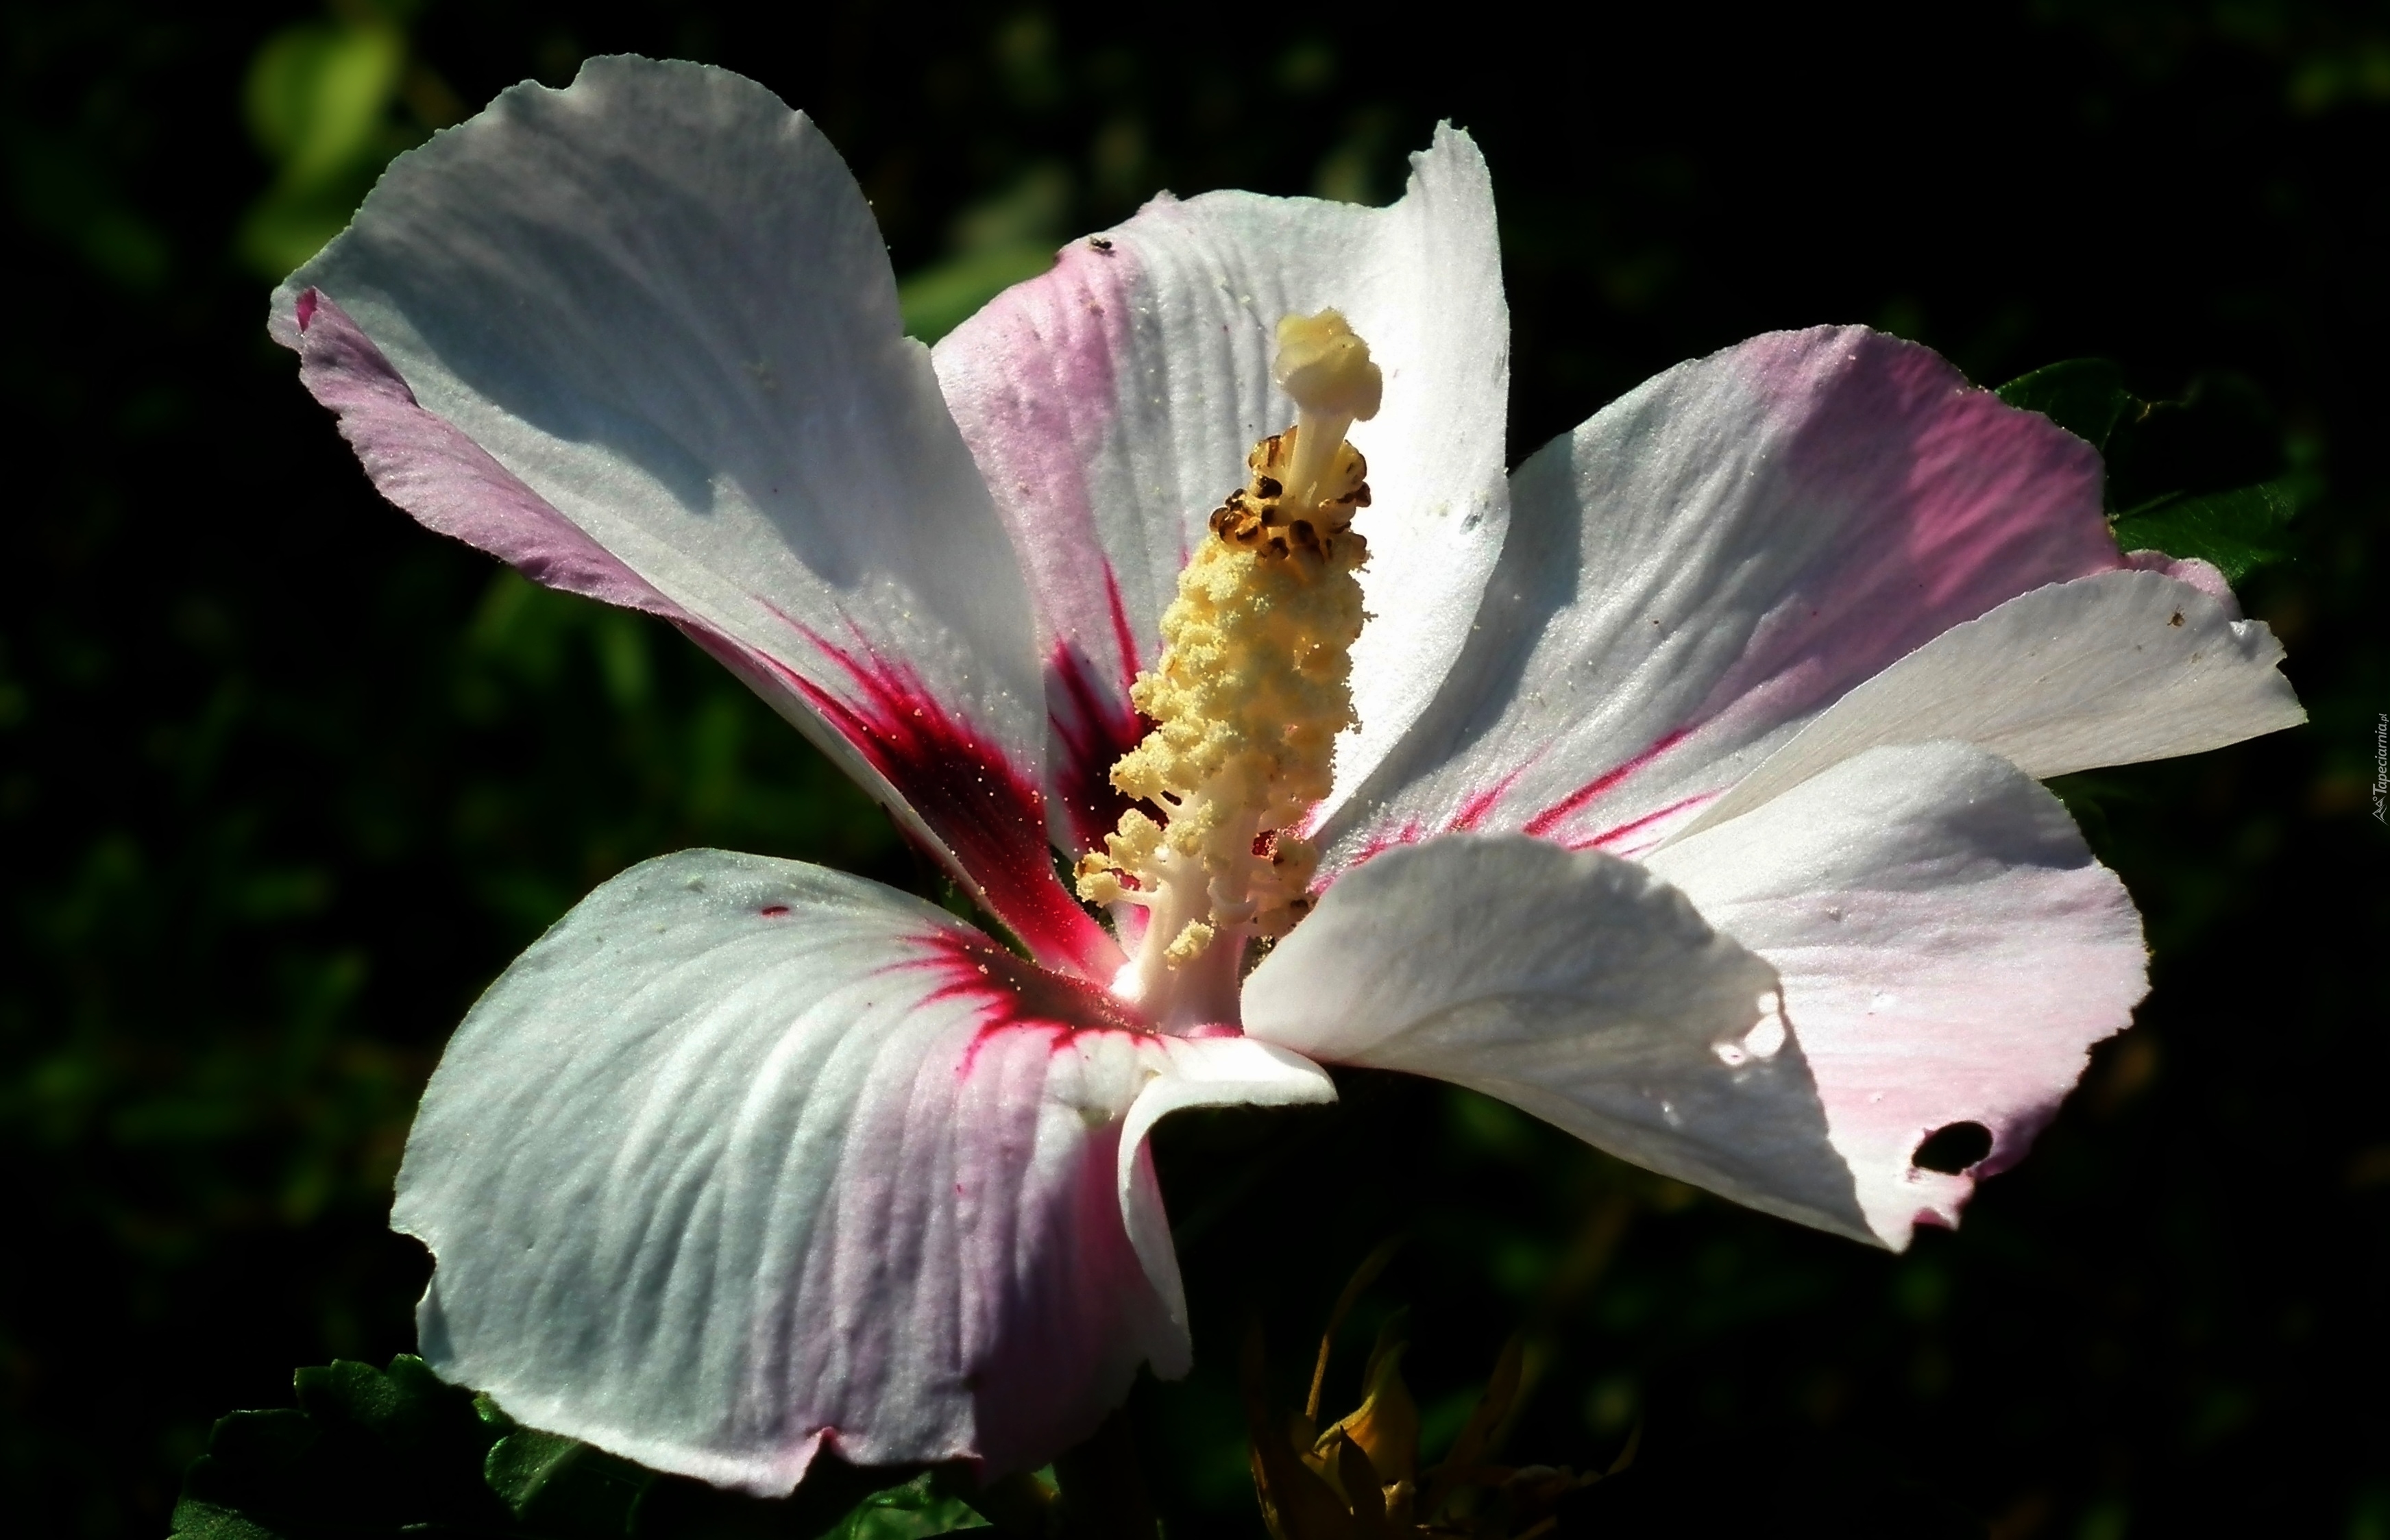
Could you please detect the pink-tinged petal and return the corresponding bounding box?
[1241,834,1873,1244]
[1674,569,2304,839]
[2123,548,2237,613]
[286,291,691,620]
[934,125,1509,851]
[1323,326,2123,871]
[1645,742,2147,1250]
[397,849,1328,1495]
[267,58,1114,979]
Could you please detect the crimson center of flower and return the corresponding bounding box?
[1077,309,1383,1028]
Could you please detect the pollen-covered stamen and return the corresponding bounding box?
[1077,310,1382,1027]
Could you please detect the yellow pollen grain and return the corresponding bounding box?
[1164,920,1217,964]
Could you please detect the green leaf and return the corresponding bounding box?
[2110,480,2299,584]
[293,1357,403,1430]
[2102,371,2284,513]
[824,1473,992,1540]
[170,1358,512,1539]
[165,1498,286,1540]
[626,1456,947,1540]
[1995,359,2302,583]
[486,1427,655,1536]
[1995,358,2136,451]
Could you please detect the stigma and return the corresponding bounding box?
[1077,310,1382,1027]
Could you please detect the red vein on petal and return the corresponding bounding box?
[1101,559,1144,689]
[755,624,1119,981]
[1321,762,1532,879]
[1574,790,1720,855]
[899,930,1154,1078]
[1449,763,1528,831]
[1520,728,1691,840]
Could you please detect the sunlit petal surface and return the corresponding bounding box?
[268,57,1113,977]
[395,849,1328,1493]
[1646,742,2148,1249]
[267,51,2311,1489]
[1674,567,2305,838]
[1241,833,1871,1243]
[1321,326,2122,870]
[934,126,1509,851]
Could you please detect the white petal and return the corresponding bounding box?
[1674,568,2304,839]
[395,849,1328,1494]
[933,125,1509,850]
[1323,327,2121,870]
[269,57,1113,977]
[1241,834,1870,1243]
[1116,1035,1340,1351]
[1646,742,2148,1250]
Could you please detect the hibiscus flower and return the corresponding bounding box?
[269,56,2302,1497]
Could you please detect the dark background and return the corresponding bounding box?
[5,1,2387,1535]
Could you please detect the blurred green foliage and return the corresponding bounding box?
[3,2,2387,1538]
[171,1353,966,1540]
[237,1,459,279]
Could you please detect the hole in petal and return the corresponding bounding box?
[1714,1003,1788,1066]
[1746,1003,1786,1058]
[1912,1122,1993,1174]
